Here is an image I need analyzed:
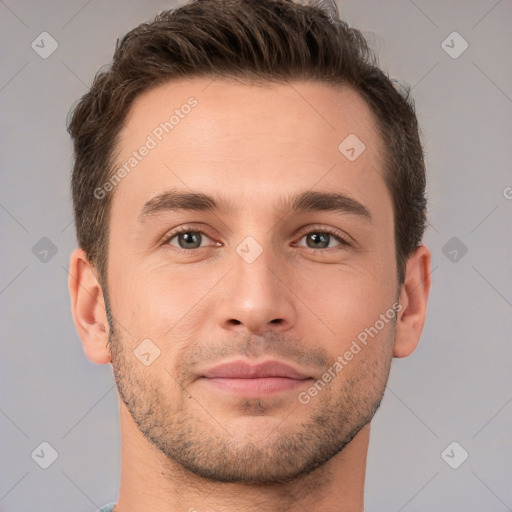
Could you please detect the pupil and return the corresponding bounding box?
[308,232,329,249]
[180,232,200,248]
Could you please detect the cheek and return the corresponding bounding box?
[108,262,163,339]
[112,266,214,344]
[296,264,396,349]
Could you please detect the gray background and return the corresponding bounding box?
[1,0,511,510]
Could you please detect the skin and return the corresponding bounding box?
[68,77,431,512]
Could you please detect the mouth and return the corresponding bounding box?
[199,360,313,398]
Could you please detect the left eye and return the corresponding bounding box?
[167,230,213,250]
[296,230,345,250]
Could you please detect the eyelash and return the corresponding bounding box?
[161,225,351,254]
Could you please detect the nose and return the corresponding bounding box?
[215,242,297,335]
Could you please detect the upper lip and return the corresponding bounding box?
[201,360,311,380]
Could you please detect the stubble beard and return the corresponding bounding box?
[105,291,394,485]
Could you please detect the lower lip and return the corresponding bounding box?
[202,377,312,398]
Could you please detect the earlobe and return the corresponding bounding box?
[68,248,111,364]
[393,245,432,358]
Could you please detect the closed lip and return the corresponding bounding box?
[201,360,311,380]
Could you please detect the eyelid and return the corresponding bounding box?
[161,224,219,250]
[294,224,353,248]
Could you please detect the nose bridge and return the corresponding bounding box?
[235,235,279,295]
[216,234,296,334]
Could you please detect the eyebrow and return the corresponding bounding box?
[138,188,372,223]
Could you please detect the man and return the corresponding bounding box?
[67,0,431,510]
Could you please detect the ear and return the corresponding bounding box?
[393,245,432,358]
[68,247,111,364]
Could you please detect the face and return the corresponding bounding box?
[105,77,399,484]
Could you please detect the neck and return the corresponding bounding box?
[114,402,369,512]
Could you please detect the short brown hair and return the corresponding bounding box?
[68,0,427,288]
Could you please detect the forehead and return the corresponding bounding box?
[110,77,389,223]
